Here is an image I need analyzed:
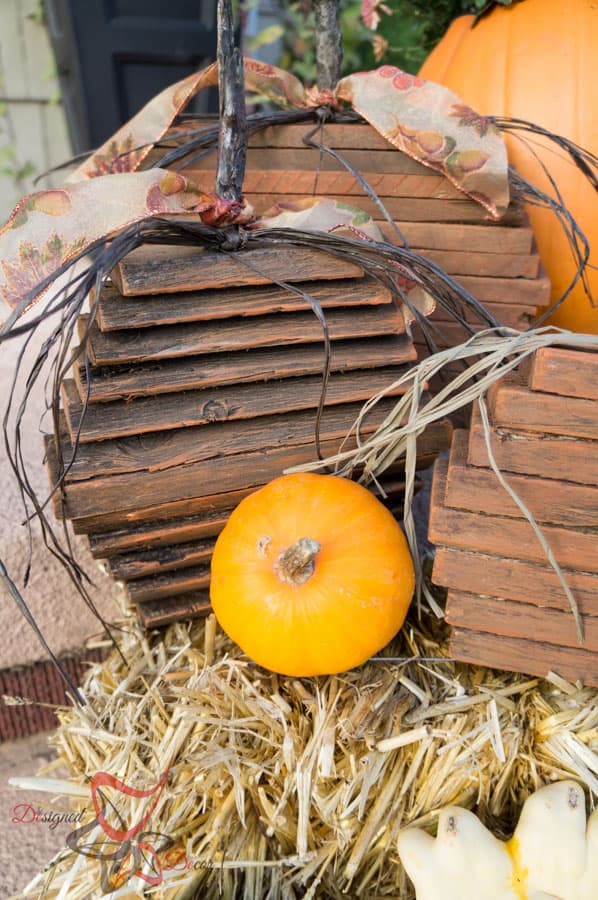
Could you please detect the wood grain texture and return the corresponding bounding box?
[429,458,598,573]
[112,244,364,296]
[223,167,465,199]
[60,422,450,520]
[449,626,598,687]
[242,193,525,224]
[43,433,65,521]
[377,221,534,254]
[445,430,598,527]
[173,143,441,175]
[89,509,231,556]
[410,249,538,279]
[489,375,598,439]
[108,537,217,580]
[75,336,417,404]
[75,486,256,534]
[82,304,405,366]
[446,590,598,653]
[522,347,598,401]
[433,547,598,617]
[153,120,459,157]
[467,406,598,486]
[454,272,550,306]
[62,366,411,443]
[126,565,211,601]
[429,302,535,330]
[96,276,391,332]
[59,398,402,481]
[137,592,212,628]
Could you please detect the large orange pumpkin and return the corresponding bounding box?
[420,0,598,334]
[210,473,414,676]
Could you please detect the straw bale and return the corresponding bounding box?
[12,603,598,899]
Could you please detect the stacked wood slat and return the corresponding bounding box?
[48,243,450,628]
[430,347,598,686]
[149,117,551,365]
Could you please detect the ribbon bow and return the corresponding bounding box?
[0,58,509,323]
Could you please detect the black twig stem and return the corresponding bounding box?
[313,0,342,89]
[215,0,247,203]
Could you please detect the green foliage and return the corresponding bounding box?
[268,0,519,81]
[0,146,36,183]
[276,1,373,82]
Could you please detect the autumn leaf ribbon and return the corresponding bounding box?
[0,57,509,323]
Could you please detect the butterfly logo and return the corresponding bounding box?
[66,768,173,890]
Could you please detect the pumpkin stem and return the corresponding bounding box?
[274,537,321,586]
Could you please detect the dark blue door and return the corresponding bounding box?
[47,0,218,152]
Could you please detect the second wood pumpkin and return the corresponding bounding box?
[419,0,598,334]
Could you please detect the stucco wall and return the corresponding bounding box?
[0,2,118,669]
[1,317,119,670]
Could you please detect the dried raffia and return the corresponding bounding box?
[287,326,598,627]
[10,602,598,900]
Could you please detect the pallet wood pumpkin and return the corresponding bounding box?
[429,346,598,686]
[45,114,547,631]
[47,241,450,628]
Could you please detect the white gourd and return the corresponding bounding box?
[397,781,598,900]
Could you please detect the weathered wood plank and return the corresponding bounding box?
[60,422,451,519]
[126,565,211,602]
[82,304,405,366]
[243,193,526,224]
[429,458,598,573]
[422,249,538,279]
[449,626,598,687]
[455,272,550,306]
[445,430,598,527]
[59,398,402,481]
[112,244,364,297]
[433,547,598,617]
[43,433,65,521]
[467,406,598,487]
[62,366,411,443]
[212,166,466,199]
[429,302,536,330]
[446,591,598,653]
[108,537,217,580]
[75,487,255,534]
[521,347,598,401]
[188,147,467,180]
[377,221,534,254]
[489,375,598,440]
[75,336,417,404]
[89,509,231,556]
[155,120,458,159]
[97,276,391,332]
[378,241,540,278]
[137,592,212,628]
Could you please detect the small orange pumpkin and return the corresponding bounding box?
[210,473,414,676]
